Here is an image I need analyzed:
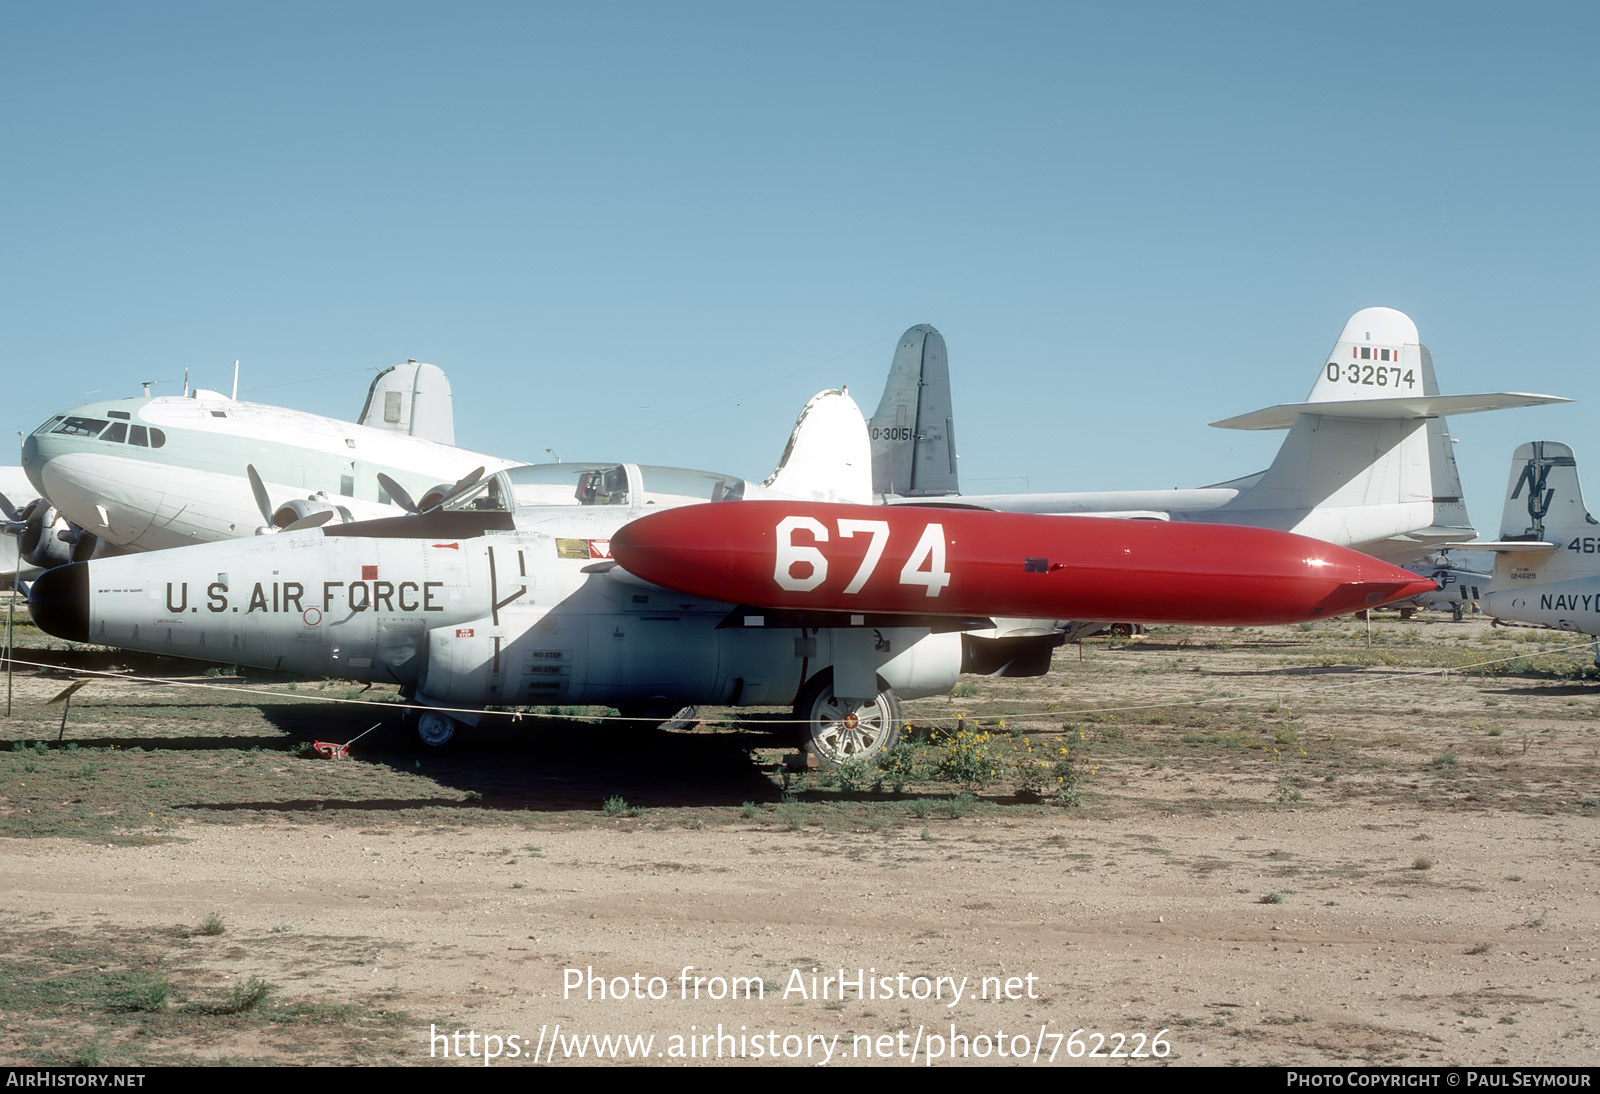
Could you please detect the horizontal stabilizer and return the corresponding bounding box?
[1440,540,1558,552]
[1212,392,1570,431]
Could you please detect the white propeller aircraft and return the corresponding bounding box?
[1445,441,1600,637]
[12,361,518,569]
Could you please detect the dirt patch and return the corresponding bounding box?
[0,616,1595,1066]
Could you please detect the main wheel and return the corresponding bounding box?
[413,710,458,748]
[794,670,901,764]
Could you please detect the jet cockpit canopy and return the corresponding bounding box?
[446,462,751,515]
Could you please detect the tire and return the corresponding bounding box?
[794,670,901,764]
[413,710,458,748]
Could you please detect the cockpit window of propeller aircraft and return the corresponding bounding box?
[46,415,167,448]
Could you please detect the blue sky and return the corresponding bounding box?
[4,2,1595,527]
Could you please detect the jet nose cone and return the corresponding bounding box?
[28,562,90,643]
[1319,564,1442,618]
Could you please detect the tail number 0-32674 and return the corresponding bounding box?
[774,516,951,597]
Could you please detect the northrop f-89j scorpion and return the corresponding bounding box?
[28,390,1435,763]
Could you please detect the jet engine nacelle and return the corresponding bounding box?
[19,502,75,569]
[414,608,962,712]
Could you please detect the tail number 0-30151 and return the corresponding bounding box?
[774,516,951,597]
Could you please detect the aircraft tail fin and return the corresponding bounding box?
[869,324,959,497]
[1496,441,1597,548]
[762,389,873,504]
[1211,309,1436,555]
[358,361,456,445]
[1445,442,1598,585]
[1209,308,1565,559]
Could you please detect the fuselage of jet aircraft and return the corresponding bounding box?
[27,392,1436,763]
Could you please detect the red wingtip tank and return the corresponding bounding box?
[609,501,1440,626]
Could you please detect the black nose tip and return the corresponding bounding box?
[28,562,90,642]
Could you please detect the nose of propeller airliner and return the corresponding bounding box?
[20,433,44,495]
[27,562,90,643]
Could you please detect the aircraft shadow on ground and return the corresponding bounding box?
[238,704,791,812]
[1479,682,1598,697]
[7,652,798,810]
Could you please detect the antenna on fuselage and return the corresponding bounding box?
[230,361,239,401]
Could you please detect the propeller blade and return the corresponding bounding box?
[246,465,275,527]
[0,492,20,523]
[377,472,418,514]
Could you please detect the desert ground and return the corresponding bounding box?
[0,607,1595,1067]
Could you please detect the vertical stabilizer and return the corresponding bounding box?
[1214,308,1438,557]
[358,361,456,445]
[1498,441,1597,549]
[1302,307,1424,405]
[1464,443,1599,615]
[762,389,873,504]
[869,325,959,497]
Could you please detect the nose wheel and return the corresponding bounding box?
[411,709,459,748]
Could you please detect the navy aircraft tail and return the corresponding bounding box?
[1495,441,1596,547]
[1443,443,1600,633]
[1450,441,1594,572]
